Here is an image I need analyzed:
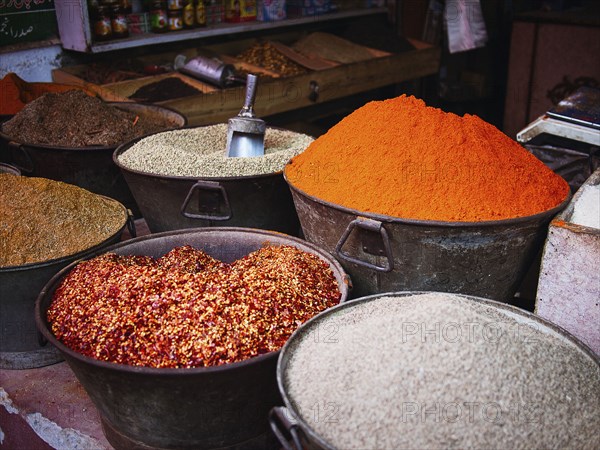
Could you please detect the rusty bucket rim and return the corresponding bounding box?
[35,226,349,376]
[0,102,187,152]
[113,125,309,182]
[283,167,571,228]
[275,290,600,450]
[0,195,129,272]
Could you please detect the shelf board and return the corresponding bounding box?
[88,8,388,53]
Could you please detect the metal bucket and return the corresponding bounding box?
[113,135,301,235]
[285,176,570,302]
[0,198,132,370]
[0,103,186,215]
[35,228,349,450]
[0,163,20,175]
[270,291,600,450]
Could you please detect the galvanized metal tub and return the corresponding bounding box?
[113,135,302,235]
[0,103,186,215]
[270,291,600,450]
[35,228,349,450]
[0,163,20,175]
[0,197,131,370]
[285,176,570,302]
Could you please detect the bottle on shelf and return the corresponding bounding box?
[91,4,113,41]
[196,0,206,27]
[111,4,130,38]
[168,9,183,30]
[182,0,195,28]
[150,0,168,32]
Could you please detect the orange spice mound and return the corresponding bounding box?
[285,95,569,222]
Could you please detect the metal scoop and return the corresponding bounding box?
[226,74,265,158]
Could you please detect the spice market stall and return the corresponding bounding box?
[3,2,598,440]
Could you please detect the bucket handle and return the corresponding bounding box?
[335,217,394,273]
[180,180,232,221]
[269,407,305,450]
[7,141,34,173]
[126,209,137,238]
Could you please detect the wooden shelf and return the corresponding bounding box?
[53,38,441,126]
[54,4,387,53]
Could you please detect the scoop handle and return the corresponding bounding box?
[240,74,258,117]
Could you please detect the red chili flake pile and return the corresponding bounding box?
[47,245,340,368]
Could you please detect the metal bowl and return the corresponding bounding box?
[285,170,570,303]
[113,128,302,235]
[35,227,349,449]
[271,290,600,449]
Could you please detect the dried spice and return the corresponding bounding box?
[292,32,377,64]
[0,174,126,267]
[237,41,308,76]
[48,245,340,368]
[81,60,147,85]
[285,293,600,449]
[129,77,203,103]
[2,90,179,147]
[117,124,313,177]
[286,95,570,221]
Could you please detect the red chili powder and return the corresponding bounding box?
[286,95,569,222]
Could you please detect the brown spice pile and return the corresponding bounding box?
[48,245,340,368]
[0,174,126,267]
[81,60,147,85]
[292,32,376,64]
[237,41,308,76]
[129,77,203,103]
[2,90,178,147]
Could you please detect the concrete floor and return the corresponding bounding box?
[0,362,112,449]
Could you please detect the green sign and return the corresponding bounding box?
[0,0,57,46]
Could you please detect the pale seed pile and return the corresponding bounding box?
[117,124,313,177]
[284,293,600,449]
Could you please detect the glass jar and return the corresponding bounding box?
[195,0,206,27]
[182,0,195,28]
[150,0,168,32]
[92,5,113,41]
[167,9,183,31]
[111,5,129,38]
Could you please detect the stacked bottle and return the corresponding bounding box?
[90,0,130,41]
[150,0,206,32]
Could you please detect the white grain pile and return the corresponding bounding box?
[571,183,600,229]
[117,124,313,177]
[284,293,600,450]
